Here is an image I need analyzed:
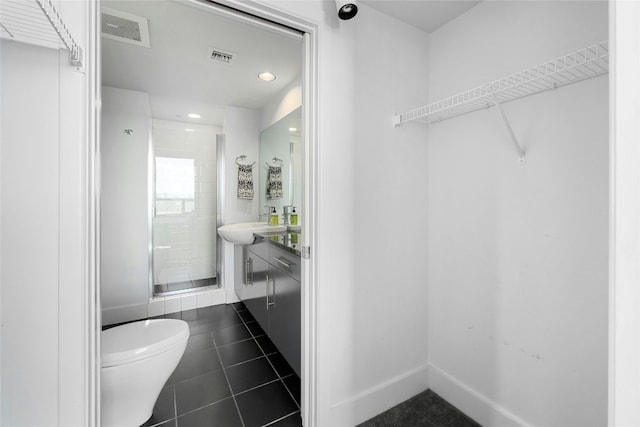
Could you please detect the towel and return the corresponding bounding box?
[237,164,254,200]
[266,165,283,199]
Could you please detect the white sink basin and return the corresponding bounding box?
[217,222,286,245]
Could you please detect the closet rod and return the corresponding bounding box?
[0,0,83,68]
[393,40,608,127]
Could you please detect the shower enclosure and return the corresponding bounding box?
[151,120,221,296]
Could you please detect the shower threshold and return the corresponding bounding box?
[153,277,218,297]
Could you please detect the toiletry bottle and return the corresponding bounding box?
[270,207,278,226]
[290,207,298,225]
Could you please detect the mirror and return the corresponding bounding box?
[259,107,302,224]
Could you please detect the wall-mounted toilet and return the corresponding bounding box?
[101,319,189,427]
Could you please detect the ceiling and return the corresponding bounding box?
[361,0,480,33]
[101,0,303,126]
[101,1,479,127]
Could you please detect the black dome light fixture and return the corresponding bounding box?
[336,0,358,20]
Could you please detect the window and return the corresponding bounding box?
[155,157,195,215]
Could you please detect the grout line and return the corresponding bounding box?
[260,410,301,427]
[231,377,282,398]
[213,340,246,427]
[175,396,236,421]
[231,306,301,414]
[216,335,256,349]
[240,310,300,410]
[172,362,223,386]
[224,354,269,369]
[172,383,178,426]
[254,334,300,410]
[280,375,301,410]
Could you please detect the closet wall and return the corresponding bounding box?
[0,2,89,425]
[426,2,608,426]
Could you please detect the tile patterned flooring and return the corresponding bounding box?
[141,302,301,427]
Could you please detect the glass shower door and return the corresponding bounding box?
[152,122,218,295]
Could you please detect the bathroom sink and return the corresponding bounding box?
[217,222,286,245]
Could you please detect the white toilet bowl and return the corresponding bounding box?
[101,319,189,427]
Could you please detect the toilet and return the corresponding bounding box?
[101,319,189,427]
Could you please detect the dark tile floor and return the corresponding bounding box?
[141,302,301,427]
[357,389,481,427]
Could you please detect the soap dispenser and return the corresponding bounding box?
[269,207,278,226]
[290,207,298,225]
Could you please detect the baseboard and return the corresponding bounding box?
[102,288,227,325]
[101,302,148,326]
[328,364,430,426]
[427,364,531,427]
[225,287,241,304]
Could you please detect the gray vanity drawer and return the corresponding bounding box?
[269,245,301,281]
[247,239,269,261]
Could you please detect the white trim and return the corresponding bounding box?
[427,364,530,427]
[301,28,320,427]
[87,0,101,425]
[328,365,429,426]
[609,1,640,426]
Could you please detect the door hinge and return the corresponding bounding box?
[301,246,311,259]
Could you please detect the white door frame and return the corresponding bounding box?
[86,0,320,426]
[608,1,640,425]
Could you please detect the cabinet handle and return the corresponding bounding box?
[273,256,292,269]
[266,274,275,309]
[245,257,253,286]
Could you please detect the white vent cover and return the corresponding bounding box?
[101,7,150,48]
[207,47,236,65]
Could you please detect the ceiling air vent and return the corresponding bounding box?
[101,7,150,48]
[207,47,236,65]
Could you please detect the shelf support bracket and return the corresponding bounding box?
[492,94,525,164]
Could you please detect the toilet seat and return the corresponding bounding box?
[102,319,190,368]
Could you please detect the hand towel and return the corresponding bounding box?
[237,164,254,200]
[266,165,283,199]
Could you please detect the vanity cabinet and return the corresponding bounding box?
[240,240,301,376]
[238,244,270,334]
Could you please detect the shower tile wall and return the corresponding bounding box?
[153,120,220,291]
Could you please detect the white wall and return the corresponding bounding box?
[100,87,152,323]
[0,2,89,425]
[261,76,302,131]
[426,2,608,426]
[337,3,430,423]
[1,39,61,427]
[221,106,262,294]
[223,106,263,224]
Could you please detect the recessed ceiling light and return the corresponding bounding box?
[289,127,297,132]
[258,72,276,82]
[187,113,201,119]
[185,128,195,132]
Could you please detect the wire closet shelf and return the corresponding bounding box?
[0,0,83,67]
[393,40,609,127]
